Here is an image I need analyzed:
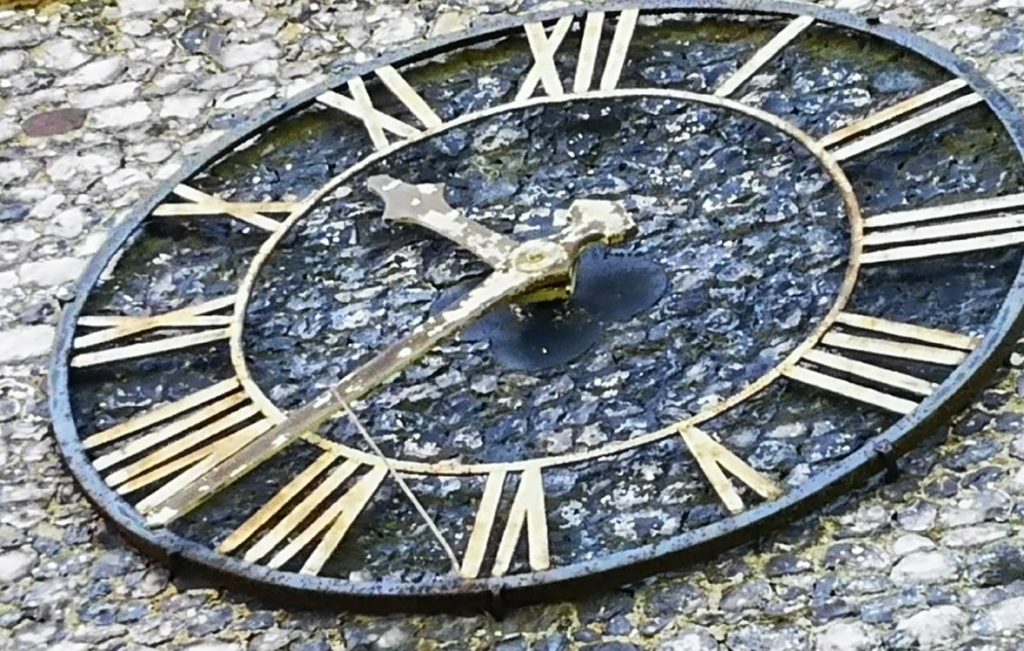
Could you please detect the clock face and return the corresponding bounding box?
[51,1,1024,611]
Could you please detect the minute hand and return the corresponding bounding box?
[142,199,636,527]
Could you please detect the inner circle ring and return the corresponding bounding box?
[228,87,865,475]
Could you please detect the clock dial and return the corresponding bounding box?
[51,2,1024,611]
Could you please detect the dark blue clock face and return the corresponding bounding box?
[53,3,1024,608]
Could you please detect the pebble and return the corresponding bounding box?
[892,534,936,557]
[0,550,36,582]
[249,628,299,650]
[890,551,958,585]
[0,51,26,75]
[217,41,281,68]
[160,93,210,119]
[725,625,807,651]
[898,501,938,532]
[59,56,127,87]
[52,207,87,239]
[973,596,1024,636]
[0,326,55,363]
[966,542,1024,586]
[824,542,892,571]
[182,643,243,651]
[815,620,878,651]
[430,10,473,37]
[91,101,153,128]
[22,108,87,137]
[32,39,91,71]
[120,0,185,15]
[46,152,119,184]
[18,257,87,286]
[895,605,967,649]
[942,524,1011,548]
[72,82,141,109]
[658,627,717,650]
[50,643,91,651]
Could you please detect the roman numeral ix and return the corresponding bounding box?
[73,296,235,368]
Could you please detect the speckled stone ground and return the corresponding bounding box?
[3,0,1024,649]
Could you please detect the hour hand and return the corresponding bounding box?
[367,175,517,268]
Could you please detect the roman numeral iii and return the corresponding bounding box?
[861,193,1024,264]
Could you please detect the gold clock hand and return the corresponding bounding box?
[368,175,518,268]
[143,199,636,527]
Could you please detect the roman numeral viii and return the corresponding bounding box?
[83,377,275,503]
[785,313,980,414]
[517,9,640,100]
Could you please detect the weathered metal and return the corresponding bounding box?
[49,0,1024,613]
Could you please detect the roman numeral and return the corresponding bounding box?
[517,9,640,101]
[82,376,275,497]
[785,313,980,414]
[218,453,386,575]
[861,193,1024,264]
[459,467,549,578]
[318,65,443,150]
[72,296,235,368]
[714,16,815,98]
[819,79,984,162]
[678,426,783,514]
[152,185,296,232]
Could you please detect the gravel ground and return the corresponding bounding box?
[3,0,1024,649]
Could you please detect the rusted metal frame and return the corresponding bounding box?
[47,0,1024,613]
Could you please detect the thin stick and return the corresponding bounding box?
[332,390,461,574]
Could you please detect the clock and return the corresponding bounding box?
[50,0,1024,612]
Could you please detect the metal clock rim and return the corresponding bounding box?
[47,0,1024,613]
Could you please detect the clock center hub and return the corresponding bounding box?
[512,240,569,273]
